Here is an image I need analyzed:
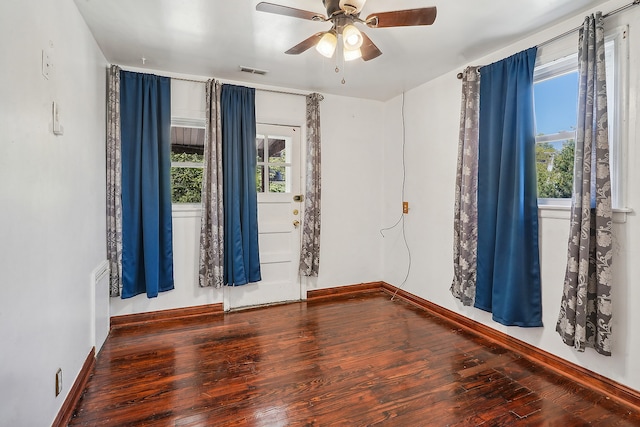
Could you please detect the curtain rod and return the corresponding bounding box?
[114,65,209,83]
[256,88,309,97]
[169,76,207,84]
[537,0,638,48]
[115,65,312,97]
[168,75,310,97]
[170,77,309,97]
[456,0,640,79]
[170,80,312,97]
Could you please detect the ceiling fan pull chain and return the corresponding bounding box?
[336,46,346,84]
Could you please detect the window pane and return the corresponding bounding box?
[171,126,205,156]
[171,126,205,203]
[534,69,578,200]
[534,71,579,135]
[536,140,574,199]
[256,135,265,163]
[269,166,287,193]
[268,137,287,163]
[256,166,265,193]
[171,167,203,203]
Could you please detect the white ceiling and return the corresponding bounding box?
[73,0,609,101]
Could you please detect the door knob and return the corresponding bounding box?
[293,220,300,227]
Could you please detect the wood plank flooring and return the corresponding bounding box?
[70,292,640,426]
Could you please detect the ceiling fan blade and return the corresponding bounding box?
[360,32,382,61]
[256,2,326,21]
[366,7,437,28]
[285,32,325,55]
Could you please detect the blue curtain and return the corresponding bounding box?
[476,47,542,327]
[120,71,174,298]
[221,85,261,285]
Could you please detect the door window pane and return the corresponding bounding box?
[256,135,265,163]
[256,165,265,193]
[268,138,287,162]
[269,166,287,193]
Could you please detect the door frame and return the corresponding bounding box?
[223,122,305,311]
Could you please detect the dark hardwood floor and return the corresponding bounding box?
[70,292,640,426]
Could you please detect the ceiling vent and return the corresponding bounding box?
[239,66,268,75]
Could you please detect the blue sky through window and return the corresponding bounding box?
[534,71,579,136]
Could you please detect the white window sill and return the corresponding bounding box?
[538,204,633,224]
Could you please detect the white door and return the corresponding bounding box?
[224,123,304,310]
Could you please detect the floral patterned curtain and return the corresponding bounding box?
[299,93,324,277]
[199,80,225,288]
[451,66,480,306]
[106,65,122,297]
[556,12,613,356]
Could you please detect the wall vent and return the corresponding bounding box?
[239,66,268,75]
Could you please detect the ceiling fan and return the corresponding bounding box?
[256,0,437,62]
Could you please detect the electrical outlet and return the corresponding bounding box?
[402,201,409,214]
[55,368,62,396]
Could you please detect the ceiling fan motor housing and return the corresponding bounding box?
[323,0,345,17]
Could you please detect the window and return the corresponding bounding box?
[533,28,627,208]
[534,56,578,201]
[256,130,293,194]
[170,119,205,204]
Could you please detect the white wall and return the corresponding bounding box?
[382,0,640,392]
[314,94,386,289]
[0,0,107,425]
[111,80,386,316]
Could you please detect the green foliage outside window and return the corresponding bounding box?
[269,165,286,193]
[536,141,575,199]
[256,166,264,193]
[171,152,204,204]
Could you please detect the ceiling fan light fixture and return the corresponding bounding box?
[342,24,363,49]
[343,47,362,61]
[315,31,338,58]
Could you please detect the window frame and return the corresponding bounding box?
[533,53,578,207]
[605,27,628,210]
[533,25,628,211]
[170,117,206,207]
[256,124,296,195]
